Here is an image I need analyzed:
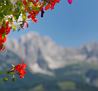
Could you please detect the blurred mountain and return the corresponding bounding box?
[0,32,98,91]
[6,32,98,73]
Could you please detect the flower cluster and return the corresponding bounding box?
[0,63,27,82]
[0,0,73,50]
[0,21,11,51]
[15,63,27,78]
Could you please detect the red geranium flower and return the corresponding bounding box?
[0,21,11,35]
[28,11,38,23]
[19,70,26,78]
[45,4,51,11]
[15,63,27,78]
[22,0,27,5]
[0,34,7,44]
[0,27,5,34]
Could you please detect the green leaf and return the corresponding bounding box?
[3,77,9,81]
[7,71,14,75]
[0,71,3,75]
[12,24,17,31]
[22,14,27,21]
[32,7,40,11]
[2,33,6,39]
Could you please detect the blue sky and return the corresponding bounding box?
[8,0,98,47]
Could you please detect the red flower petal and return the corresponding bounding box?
[19,75,24,78]
[31,16,37,23]
[20,70,26,74]
[0,35,7,43]
[0,27,5,34]
[22,0,27,5]
[21,64,27,69]
[5,27,11,35]
[45,4,51,11]
[15,63,27,79]
[50,2,56,10]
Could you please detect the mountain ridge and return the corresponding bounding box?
[4,32,98,75]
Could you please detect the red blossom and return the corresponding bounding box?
[50,2,56,10]
[5,27,11,35]
[22,0,27,5]
[0,34,7,44]
[45,4,51,10]
[15,63,27,78]
[0,21,10,48]
[28,11,38,23]
[19,70,26,78]
[0,21,11,35]
[45,0,60,11]
[0,27,5,34]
